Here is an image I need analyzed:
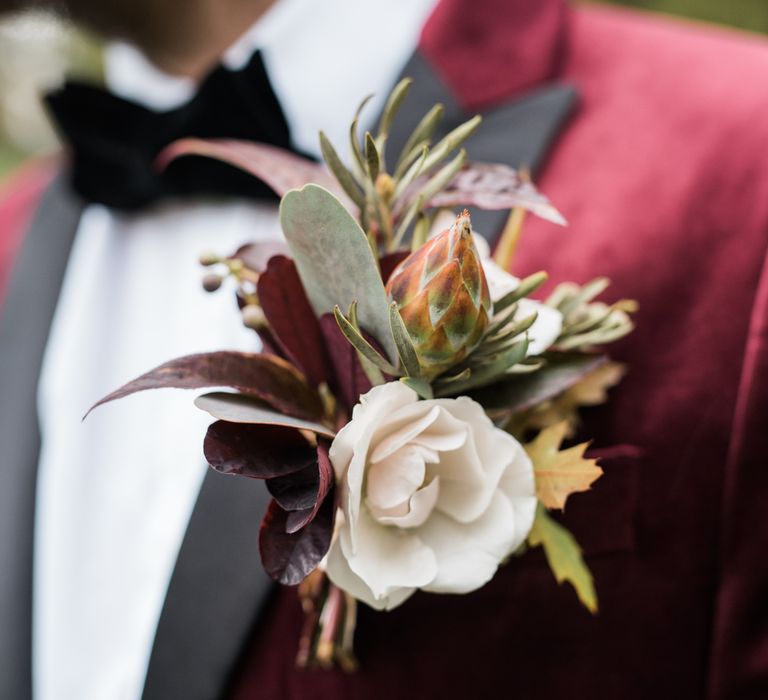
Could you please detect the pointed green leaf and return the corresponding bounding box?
[494,272,549,314]
[377,77,412,140]
[280,185,397,361]
[434,339,529,395]
[395,103,444,175]
[389,302,422,377]
[319,131,365,208]
[393,145,429,201]
[422,114,481,173]
[364,132,380,181]
[415,148,467,204]
[400,376,434,400]
[333,305,399,375]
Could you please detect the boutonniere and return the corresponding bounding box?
[89,79,636,670]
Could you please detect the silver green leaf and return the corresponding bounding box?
[280,185,397,362]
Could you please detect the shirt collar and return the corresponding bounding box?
[104,0,439,159]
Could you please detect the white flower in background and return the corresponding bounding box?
[326,382,536,611]
[473,234,563,355]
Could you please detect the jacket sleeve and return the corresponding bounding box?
[708,245,768,699]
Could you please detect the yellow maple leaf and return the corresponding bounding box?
[525,421,603,510]
[528,504,598,613]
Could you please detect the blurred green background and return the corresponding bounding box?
[0,0,767,183]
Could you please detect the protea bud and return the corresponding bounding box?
[386,211,492,375]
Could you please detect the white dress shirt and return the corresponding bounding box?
[32,1,437,698]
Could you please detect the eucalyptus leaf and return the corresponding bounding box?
[280,184,397,362]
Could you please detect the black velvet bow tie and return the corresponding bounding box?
[46,51,301,210]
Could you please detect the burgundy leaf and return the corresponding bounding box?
[204,421,317,479]
[259,494,335,585]
[319,314,373,412]
[257,255,333,387]
[285,507,315,535]
[87,351,323,420]
[470,353,608,416]
[156,138,345,199]
[194,392,335,438]
[267,463,319,511]
[379,250,410,284]
[426,162,567,225]
[232,241,290,274]
[280,440,335,534]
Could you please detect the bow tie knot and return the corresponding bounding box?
[46,51,301,209]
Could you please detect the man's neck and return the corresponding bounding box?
[144,0,277,80]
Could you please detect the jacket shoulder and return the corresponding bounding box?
[0,160,57,304]
[569,5,768,142]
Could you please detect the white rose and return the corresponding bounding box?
[473,234,563,355]
[325,382,536,611]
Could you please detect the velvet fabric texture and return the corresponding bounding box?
[2,0,768,697]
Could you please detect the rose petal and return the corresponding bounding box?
[429,397,510,522]
[366,444,427,510]
[325,538,417,612]
[330,383,419,551]
[497,442,537,537]
[374,477,440,529]
[334,506,437,608]
[419,491,520,594]
[370,406,441,463]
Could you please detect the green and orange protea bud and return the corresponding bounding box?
[386,211,492,376]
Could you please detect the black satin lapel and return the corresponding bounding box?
[141,470,271,700]
[387,52,578,241]
[0,173,84,700]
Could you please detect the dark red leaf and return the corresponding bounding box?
[279,440,335,534]
[319,314,373,412]
[156,138,343,198]
[379,250,410,284]
[86,351,323,420]
[204,421,316,478]
[267,463,319,511]
[233,241,290,273]
[257,255,333,387]
[427,162,566,225]
[259,494,335,585]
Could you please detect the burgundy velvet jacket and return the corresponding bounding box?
[2,1,768,698]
